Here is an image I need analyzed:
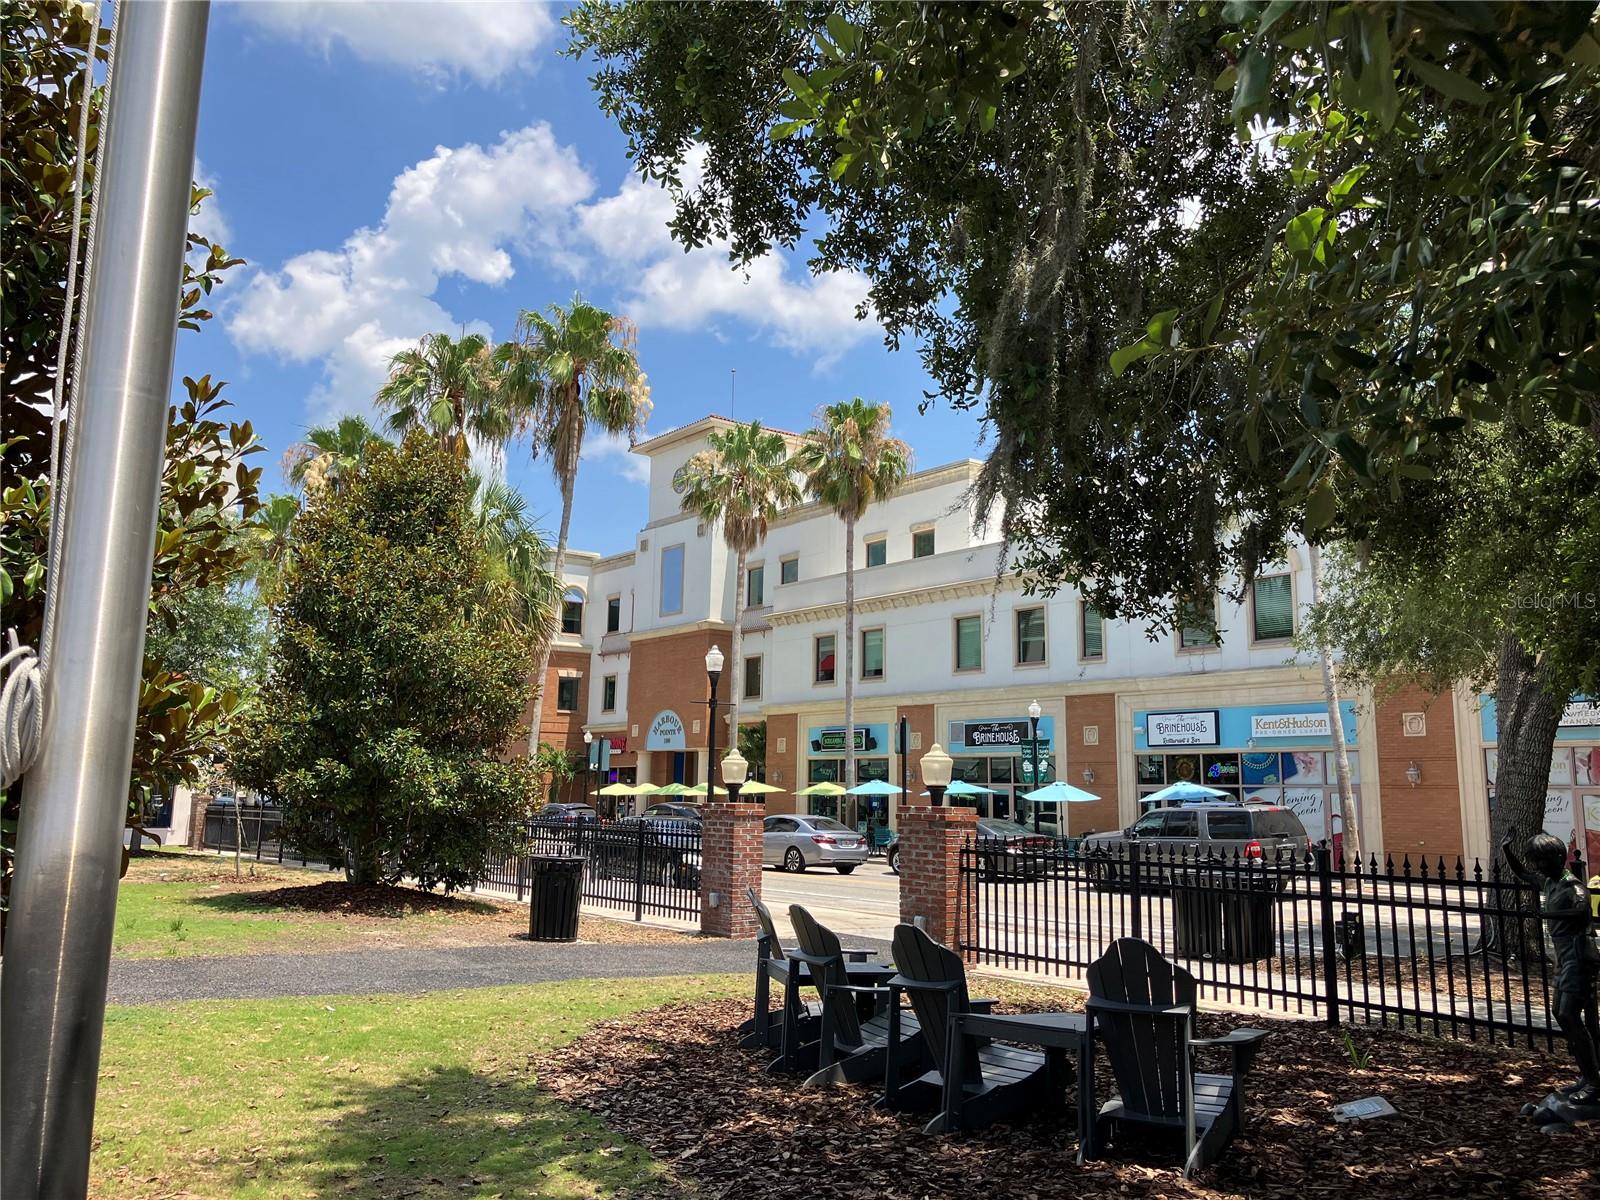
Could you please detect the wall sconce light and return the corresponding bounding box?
[1082,767,1096,784]
[1405,761,1422,788]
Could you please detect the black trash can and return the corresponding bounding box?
[1171,868,1225,959]
[1218,872,1280,962]
[528,855,583,942]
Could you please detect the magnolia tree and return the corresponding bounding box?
[232,435,537,890]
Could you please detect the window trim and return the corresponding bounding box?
[1175,595,1220,653]
[864,534,888,569]
[780,555,800,586]
[601,674,617,712]
[860,625,886,681]
[1248,571,1296,646]
[1078,599,1106,663]
[953,612,984,673]
[604,593,622,634]
[911,527,936,559]
[746,562,766,607]
[1014,605,1048,668]
[743,653,763,700]
[813,632,837,685]
[555,676,580,713]
[659,543,686,617]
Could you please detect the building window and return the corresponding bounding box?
[743,654,763,700]
[861,627,885,679]
[601,675,617,712]
[954,615,982,672]
[814,634,836,683]
[556,677,580,712]
[747,564,765,606]
[912,528,936,558]
[605,595,621,633]
[1252,574,1295,642]
[1177,597,1218,649]
[1080,602,1105,660]
[865,537,887,568]
[780,556,799,585]
[660,544,684,616]
[561,588,584,635]
[1015,606,1046,665]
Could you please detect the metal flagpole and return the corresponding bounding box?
[1,4,212,1196]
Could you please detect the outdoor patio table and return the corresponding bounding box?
[944,1010,1092,1149]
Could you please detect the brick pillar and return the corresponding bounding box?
[186,793,213,850]
[699,800,764,938]
[897,804,978,950]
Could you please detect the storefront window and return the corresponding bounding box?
[808,760,842,784]
[856,759,890,782]
[990,758,1016,784]
[953,757,989,784]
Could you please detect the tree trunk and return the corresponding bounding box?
[729,546,746,737]
[843,515,856,823]
[1309,545,1360,862]
[1485,630,1566,957]
[527,456,577,763]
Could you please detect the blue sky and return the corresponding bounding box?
[180,1,990,554]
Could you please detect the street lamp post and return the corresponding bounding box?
[722,747,748,802]
[921,743,953,807]
[1028,699,1043,833]
[582,729,596,814]
[704,645,724,796]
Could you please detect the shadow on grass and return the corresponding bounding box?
[255,1063,674,1200]
[188,883,501,920]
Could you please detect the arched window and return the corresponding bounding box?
[561,587,585,635]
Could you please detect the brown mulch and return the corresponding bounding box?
[533,989,1595,1199]
[238,880,501,917]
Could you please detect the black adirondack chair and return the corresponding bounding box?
[738,886,877,1057]
[787,904,929,1090]
[1085,937,1269,1177]
[890,923,1056,1133]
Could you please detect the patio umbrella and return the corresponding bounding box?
[733,780,785,795]
[596,782,639,796]
[651,782,692,796]
[845,779,904,796]
[794,782,847,796]
[1021,780,1102,804]
[918,779,997,797]
[1140,780,1229,805]
[681,782,729,796]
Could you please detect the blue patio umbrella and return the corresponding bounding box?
[1140,780,1230,805]
[845,778,905,796]
[919,779,998,797]
[1020,780,1101,804]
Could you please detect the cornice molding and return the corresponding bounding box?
[767,572,1026,625]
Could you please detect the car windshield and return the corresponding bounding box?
[978,819,1034,838]
[806,817,850,831]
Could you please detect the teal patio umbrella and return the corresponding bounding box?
[1020,780,1101,804]
[845,779,904,796]
[1140,780,1229,805]
[918,779,997,797]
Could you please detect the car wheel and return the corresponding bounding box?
[784,847,806,873]
[834,864,856,875]
[886,846,900,875]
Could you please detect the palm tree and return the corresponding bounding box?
[246,493,301,604]
[281,416,390,496]
[375,331,511,463]
[467,473,561,646]
[794,399,910,793]
[499,296,651,750]
[674,421,801,734]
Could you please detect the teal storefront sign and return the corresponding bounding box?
[1134,702,1358,751]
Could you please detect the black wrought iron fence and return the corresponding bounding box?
[199,805,321,867]
[960,838,1561,1048]
[484,818,702,922]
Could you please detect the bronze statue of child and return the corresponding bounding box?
[1502,832,1600,1127]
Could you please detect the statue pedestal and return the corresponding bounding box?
[1523,1089,1600,1135]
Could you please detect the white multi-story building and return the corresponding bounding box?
[545,416,1597,866]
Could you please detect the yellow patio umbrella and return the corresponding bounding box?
[596,782,641,797]
[794,782,847,796]
[681,782,729,797]
[733,780,785,795]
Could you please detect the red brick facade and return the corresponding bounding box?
[896,703,938,809]
[763,711,800,814]
[1063,692,1120,836]
[897,803,979,951]
[186,793,213,849]
[1376,685,1465,861]
[509,645,591,759]
[699,800,764,938]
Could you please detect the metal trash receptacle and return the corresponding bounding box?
[528,855,583,942]
[1171,868,1225,959]
[1219,872,1280,962]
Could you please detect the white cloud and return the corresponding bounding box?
[189,161,233,247]
[582,431,650,484]
[235,0,555,85]
[228,124,592,418]
[576,167,876,364]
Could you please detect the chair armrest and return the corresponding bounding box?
[786,949,838,971]
[1086,997,1191,1018]
[969,998,998,1013]
[1192,1028,1269,1075]
[888,974,963,994]
[842,948,875,961]
[825,983,891,998]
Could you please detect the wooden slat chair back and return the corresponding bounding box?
[748,886,785,961]
[891,923,982,1088]
[789,903,863,1048]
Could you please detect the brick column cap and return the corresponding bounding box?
[901,805,978,824]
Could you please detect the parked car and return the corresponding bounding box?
[1080,800,1311,887]
[594,816,701,889]
[972,818,1055,881]
[886,832,901,874]
[763,815,870,873]
[537,802,598,825]
[641,802,703,824]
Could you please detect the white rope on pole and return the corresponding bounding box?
[0,0,111,790]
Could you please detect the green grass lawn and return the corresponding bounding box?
[94,975,744,1199]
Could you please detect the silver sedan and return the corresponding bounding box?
[763,815,871,874]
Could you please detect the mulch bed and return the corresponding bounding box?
[533,990,1595,1199]
[238,880,500,918]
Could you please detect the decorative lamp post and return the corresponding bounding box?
[582,729,597,813]
[722,747,749,802]
[921,743,954,807]
[1027,700,1043,832]
[705,645,724,797]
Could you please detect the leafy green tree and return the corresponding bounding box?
[793,400,909,789]
[738,720,767,782]
[281,415,391,496]
[530,742,579,806]
[375,331,513,465]
[498,296,651,748]
[232,434,537,889]
[673,420,801,730]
